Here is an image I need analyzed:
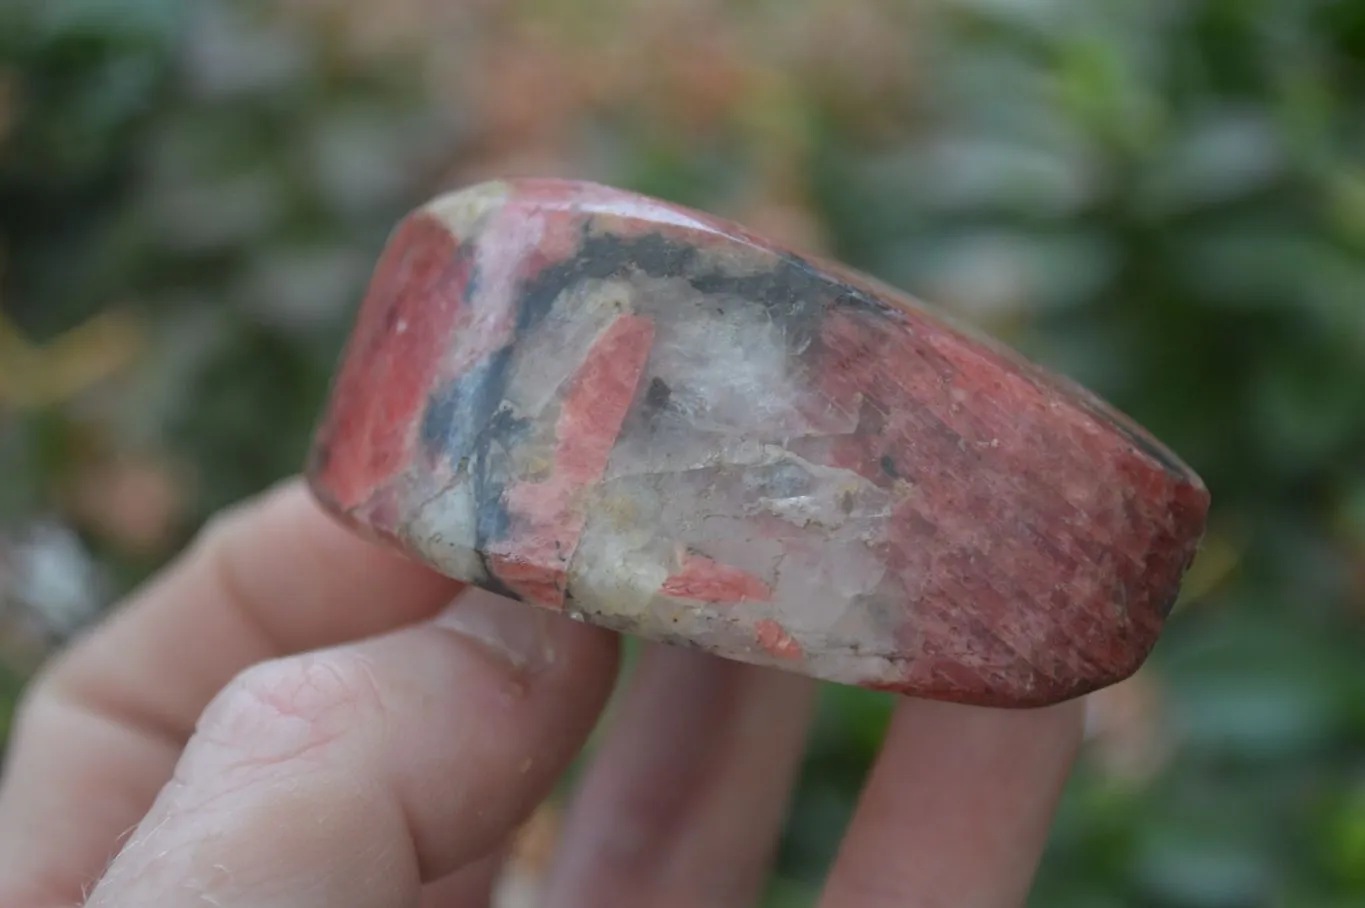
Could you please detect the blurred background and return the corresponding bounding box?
[2,0,1365,904]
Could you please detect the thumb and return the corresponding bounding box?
[86,589,618,907]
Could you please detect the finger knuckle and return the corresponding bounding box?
[187,481,296,582]
[190,493,261,557]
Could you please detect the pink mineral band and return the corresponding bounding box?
[306,178,1209,708]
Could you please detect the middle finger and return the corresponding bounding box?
[545,645,816,908]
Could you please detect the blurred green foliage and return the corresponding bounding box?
[2,0,1365,905]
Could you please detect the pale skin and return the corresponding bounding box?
[0,478,1083,907]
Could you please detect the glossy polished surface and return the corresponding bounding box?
[308,178,1209,706]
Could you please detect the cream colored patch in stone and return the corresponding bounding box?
[406,477,486,583]
[566,510,672,622]
[423,179,511,241]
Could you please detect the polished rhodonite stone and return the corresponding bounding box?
[306,178,1210,707]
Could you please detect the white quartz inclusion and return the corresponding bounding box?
[398,265,911,684]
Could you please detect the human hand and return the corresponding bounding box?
[0,479,1082,907]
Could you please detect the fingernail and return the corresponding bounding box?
[434,587,559,674]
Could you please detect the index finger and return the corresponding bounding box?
[0,479,463,905]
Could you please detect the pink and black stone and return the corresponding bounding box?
[306,178,1209,708]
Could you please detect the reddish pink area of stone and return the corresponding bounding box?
[754,620,803,660]
[808,306,1202,702]
[660,554,774,603]
[490,314,656,605]
[309,214,470,528]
